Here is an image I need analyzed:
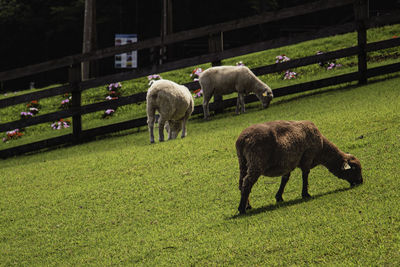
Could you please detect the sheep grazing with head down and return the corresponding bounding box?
[235,120,363,214]
[199,66,273,120]
[146,79,194,143]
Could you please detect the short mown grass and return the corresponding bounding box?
[1,73,399,265]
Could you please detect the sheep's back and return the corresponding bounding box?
[200,66,254,94]
[237,120,323,176]
[147,80,193,119]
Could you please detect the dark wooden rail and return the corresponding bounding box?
[1,0,400,158]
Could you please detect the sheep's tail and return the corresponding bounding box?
[236,137,248,191]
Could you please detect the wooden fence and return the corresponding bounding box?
[1,0,400,158]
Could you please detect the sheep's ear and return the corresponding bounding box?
[342,162,351,170]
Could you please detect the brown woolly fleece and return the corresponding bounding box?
[235,120,363,214]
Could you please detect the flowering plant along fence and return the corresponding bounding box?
[1,0,400,158]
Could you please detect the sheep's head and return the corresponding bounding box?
[165,120,182,139]
[338,155,363,187]
[256,86,273,109]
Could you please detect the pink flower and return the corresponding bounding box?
[276,54,290,63]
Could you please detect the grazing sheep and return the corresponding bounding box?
[146,79,194,143]
[199,66,273,119]
[235,120,363,214]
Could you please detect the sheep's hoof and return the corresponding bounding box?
[302,193,312,199]
[238,207,246,214]
[246,204,252,210]
[275,196,284,203]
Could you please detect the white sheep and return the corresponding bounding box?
[199,65,273,119]
[146,79,194,143]
[235,120,363,214]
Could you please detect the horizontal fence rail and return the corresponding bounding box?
[2,62,400,159]
[2,36,399,111]
[1,0,400,158]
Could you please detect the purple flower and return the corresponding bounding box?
[276,55,290,64]
[284,70,297,80]
[148,74,161,80]
[20,111,34,118]
[190,68,203,80]
[105,109,115,115]
[147,74,162,85]
[108,82,122,91]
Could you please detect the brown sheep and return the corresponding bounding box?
[235,120,363,214]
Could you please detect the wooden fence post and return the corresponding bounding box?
[208,32,224,114]
[69,64,82,143]
[354,0,369,84]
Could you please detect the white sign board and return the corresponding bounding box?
[115,34,137,68]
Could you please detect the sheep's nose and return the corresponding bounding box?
[350,177,363,187]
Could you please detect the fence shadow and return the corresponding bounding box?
[272,73,400,107]
[229,186,353,219]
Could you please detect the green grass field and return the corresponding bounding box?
[1,24,400,265]
[1,74,399,265]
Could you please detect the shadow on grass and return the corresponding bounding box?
[271,73,400,107]
[229,186,354,219]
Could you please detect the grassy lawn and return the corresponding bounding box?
[1,73,399,265]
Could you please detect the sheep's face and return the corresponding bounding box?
[339,155,363,187]
[165,120,182,139]
[256,88,273,109]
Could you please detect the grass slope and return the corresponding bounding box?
[1,24,399,149]
[1,75,399,265]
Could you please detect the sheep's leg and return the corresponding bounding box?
[301,169,312,199]
[238,169,260,214]
[158,117,166,142]
[238,157,251,211]
[275,173,290,202]
[235,93,246,114]
[181,120,187,138]
[202,92,212,120]
[238,160,247,192]
[181,110,191,138]
[202,100,210,120]
[147,111,156,144]
[165,122,171,140]
[239,93,245,114]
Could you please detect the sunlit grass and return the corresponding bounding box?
[1,75,399,265]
